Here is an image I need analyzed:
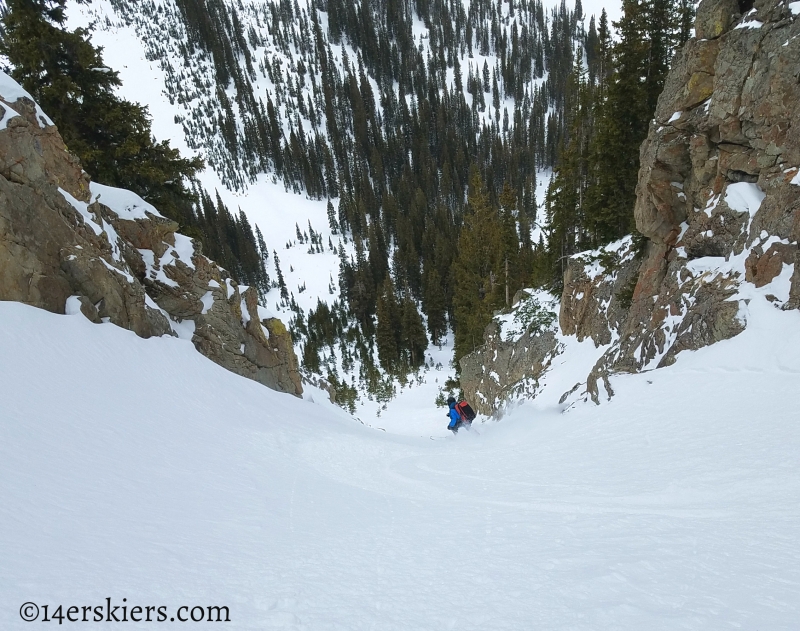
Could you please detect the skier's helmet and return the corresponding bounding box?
[447,396,456,405]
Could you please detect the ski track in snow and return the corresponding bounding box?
[2,299,800,629]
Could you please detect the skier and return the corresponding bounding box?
[446,396,462,434]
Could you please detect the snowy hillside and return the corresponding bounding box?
[60,0,611,419]
[2,287,800,628]
[61,0,573,310]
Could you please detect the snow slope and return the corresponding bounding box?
[2,296,800,629]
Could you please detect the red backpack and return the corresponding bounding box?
[455,401,476,423]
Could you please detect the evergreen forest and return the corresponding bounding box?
[0,0,694,408]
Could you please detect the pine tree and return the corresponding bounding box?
[254,224,272,293]
[273,250,289,301]
[422,266,447,345]
[400,292,428,369]
[677,0,696,45]
[367,218,389,289]
[255,224,269,261]
[375,276,400,372]
[452,169,504,364]
[585,15,600,86]
[596,9,612,94]
[326,199,339,234]
[644,0,679,116]
[546,51,593,283]
[498,182,521,306]
[348,236,376,328]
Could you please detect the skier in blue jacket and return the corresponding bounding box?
[446,396,462,434]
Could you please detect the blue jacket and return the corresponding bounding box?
[447,401,461,429]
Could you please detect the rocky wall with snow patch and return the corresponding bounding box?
[559,236,644,345]
[460,291,562,415]
[463,0,800,412]
[577,0,800,404]
[0,72,302,397]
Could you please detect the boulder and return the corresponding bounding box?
[745,242,796,287]
[0,96,90,201]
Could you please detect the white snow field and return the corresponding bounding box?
[2,297,800,630]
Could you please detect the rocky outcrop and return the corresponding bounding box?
[462,0,799,412]
[582,0,800,400]
[0,74,302,397]
[559,236,643,346]
[0,93,169,338]
[460,290,561,415]
[460,237,644,414]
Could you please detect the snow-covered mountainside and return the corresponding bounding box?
[61,0,600,417]
[2,288,800,628]
[66,0,608,192]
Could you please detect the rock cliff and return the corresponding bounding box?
[460,289,561,413]
[462,0,799,412]
[0,72,302,397]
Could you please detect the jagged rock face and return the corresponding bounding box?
[0,95,170,337]
[460,291,561,415]
[636,0,800,252]
[462,0,799,412]
[0,81,302,397]
[580,0,800,401]
[559,237,643,346]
